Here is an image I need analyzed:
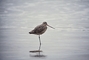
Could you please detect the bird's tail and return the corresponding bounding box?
[29,30,34,34]
[29,32,33,34]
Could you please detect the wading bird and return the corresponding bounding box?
[29,22,54,45]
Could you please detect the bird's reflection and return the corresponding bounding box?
[29,44,46,57]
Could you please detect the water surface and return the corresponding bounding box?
[0,0,89,60]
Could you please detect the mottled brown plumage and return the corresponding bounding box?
[29,22,47,35]
[29,22,54,45]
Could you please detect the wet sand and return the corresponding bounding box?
[0,28,89,60]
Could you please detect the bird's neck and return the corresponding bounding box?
[42,24,47,26]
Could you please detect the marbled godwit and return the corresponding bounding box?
[29,22,54,45]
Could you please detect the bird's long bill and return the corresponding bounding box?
[47,25,55,29]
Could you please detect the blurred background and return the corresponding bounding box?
[0,0,89,60]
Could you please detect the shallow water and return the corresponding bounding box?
[0,28,89,60]
[0,0,89,60]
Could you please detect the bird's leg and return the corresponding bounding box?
[39,35,41,45]
[38,42,41,55]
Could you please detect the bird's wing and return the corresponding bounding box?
[34,25,47,33]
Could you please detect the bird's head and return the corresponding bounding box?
[42,22,55,29]
[43,22,47,25]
